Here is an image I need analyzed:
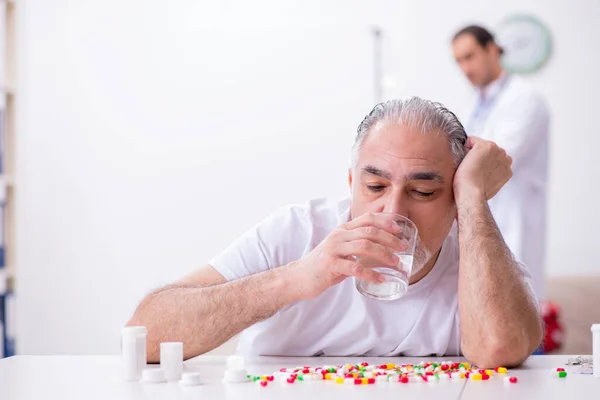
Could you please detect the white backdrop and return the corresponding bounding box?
[15,0,600,354]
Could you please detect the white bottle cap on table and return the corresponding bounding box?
[592,324,600,378]
[223,368,249,383]
[227,355,245,370]
[180,372,202,386]
[160,342,184,381]
[141,368,167,383]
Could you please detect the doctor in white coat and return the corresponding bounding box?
[452,25,550,300]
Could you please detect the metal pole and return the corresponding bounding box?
[372,27,383,104]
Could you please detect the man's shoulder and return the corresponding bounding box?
[271,197,350,229]
[492,76,549,123]
[505,76,548,108]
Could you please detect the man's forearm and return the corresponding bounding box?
[127,263,303,362]
[456,192,542,368]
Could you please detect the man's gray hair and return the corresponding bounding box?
[351,97,468,168]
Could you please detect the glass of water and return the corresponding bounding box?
[355,213,418,301]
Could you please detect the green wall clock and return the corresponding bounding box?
[496,14,553,74]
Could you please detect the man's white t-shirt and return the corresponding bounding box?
[209,197,532,357]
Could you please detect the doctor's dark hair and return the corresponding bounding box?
[453,25,505,55]
[352,97,468,168]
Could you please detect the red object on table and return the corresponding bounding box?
[541,300,564,352]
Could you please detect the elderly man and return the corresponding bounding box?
[127,97,542,368]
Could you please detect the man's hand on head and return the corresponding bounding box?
[452,136,513,204]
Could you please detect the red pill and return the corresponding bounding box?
[344,373,353,378]
[465,372,470,378]
[354,378,362,385]
[280,368,287,372]
[482,374,490,381]
[426,371,434,376]
[442,364,450,371]
[267,376,274,381]
[361,362,369,367]
[509,376,518,383]
[557,368,565,372]
[400,376,409,384]
[302,369,309,374]
[286,377,295,384]
[290,374,297,379]
[368,378,375,384]
[421,376,428,382]
[260,381,268,387]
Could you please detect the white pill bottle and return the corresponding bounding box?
[593,324,600,378]
[122,326,147,381]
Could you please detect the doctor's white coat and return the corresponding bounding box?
[467,75,550,300]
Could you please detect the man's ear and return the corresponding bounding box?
[486,42,501,58]
[348,168,353,190]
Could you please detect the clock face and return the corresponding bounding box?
[496,15,552,74]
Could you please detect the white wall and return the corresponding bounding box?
[15,0,600,354]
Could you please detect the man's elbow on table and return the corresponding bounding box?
[462,330,543,368]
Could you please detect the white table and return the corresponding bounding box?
[0,355,598,399]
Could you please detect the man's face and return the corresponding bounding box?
[348,123,457,275]
[452,34,497,87]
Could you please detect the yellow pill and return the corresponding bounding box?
[261,376,268,381]
[471,373,482,381]
[497,367,508,374]
[386,363,395,369]
[485,369,494,376]
[325,373,333,380]
[463,363,471,369]
[459,372,466,379]
[352,373,359,378]
[335,377,344,384]
[361,378,368,384]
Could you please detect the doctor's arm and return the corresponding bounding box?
[453,137,543,368]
